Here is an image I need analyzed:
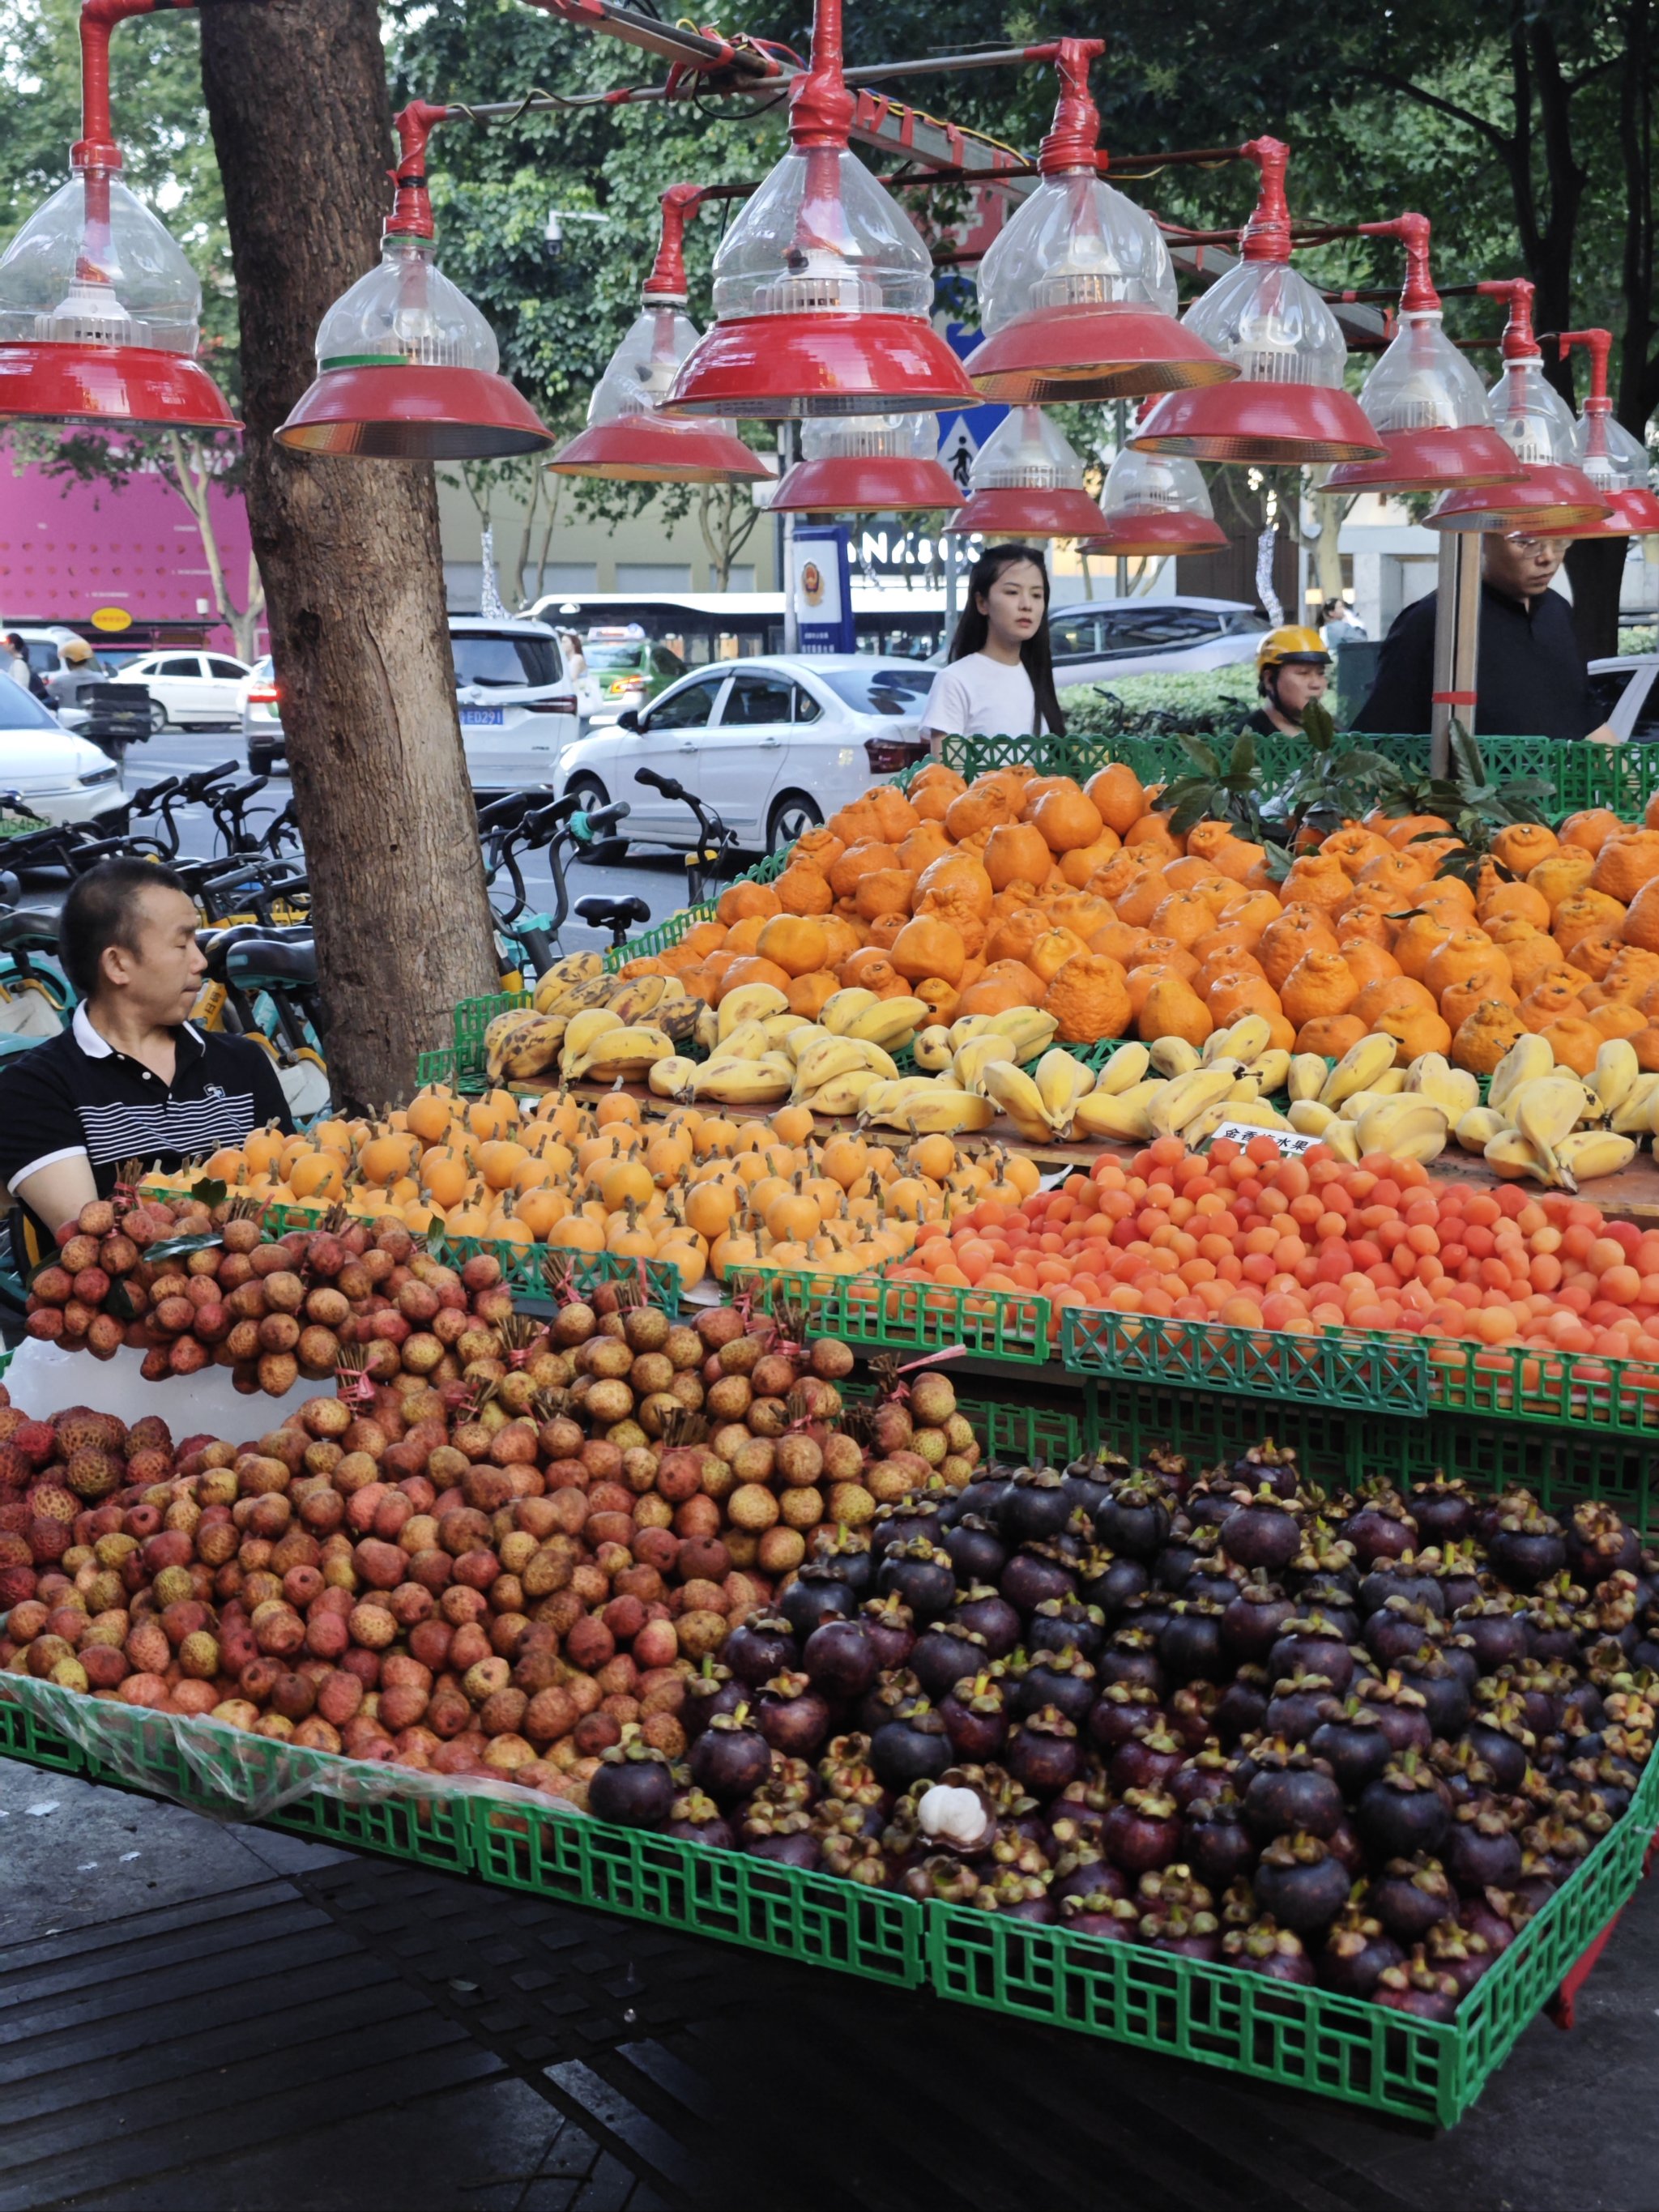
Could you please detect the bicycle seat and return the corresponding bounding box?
[226,936,317,989]
[0,904,64,949]
[574,894,650,931]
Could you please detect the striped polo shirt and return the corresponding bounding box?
[0,1004,293,1264]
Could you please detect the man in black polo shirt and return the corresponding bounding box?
[0,858,292,1266]
[1352,530,1617,740]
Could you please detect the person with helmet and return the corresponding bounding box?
[1244,626,1331,738]
[45,637,105,717]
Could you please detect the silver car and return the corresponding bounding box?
[240,617,581,788]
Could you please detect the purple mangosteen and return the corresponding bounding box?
[1028,1596,1107,1662]
[869,1699,953,1792]
[1093,1481,1171,1562]
[1212,1664,1272,1747]
[586,1736,676,1831]
[723,1614,800,1689]
[937,1670,1011,1763]
[1242,1748,1345,1840]
[876,1539,959,1620]
[1363,1596,1446,1669]
[1341,1492,1419,1566]
[858,1592,917,1673]
[1367,1856,1455,1943]
[1221,1577,1297,1661]
[778,1567,859,1639]
[1230,1440,1301,1499]
[1307,1698,1393,1795]
[1458,1887,1529,1956]
[1060,1893,1141,1942]
[684,1660,747,1737]
[688,1707,774,1805]
[1000,1542,1078,1617]
[1265,1671,1339,1745]
[1098,1626,1166,1696]
[1010,1648,1098,1728]
[1171,1746,1232,1810]
[1442,1803,1524,1894]
[911,1622,991,1703]
[1372,1953,1461,2022]
[1102,1788,1183,1875]
[1355,1751,1450,1861]
[1218,1492,1303,1574]
[1565,1501,1641,1585]
[1158,1599,1228,1683]
[944,1515,1006,1585]
[1224,1920,1316,1983]
[1167,1681,1223,1750]
[1392,1649,1471,1738]
[1354,1673,1434,1755]
[755,1671,833,1760]
[952,1584,1022,1660]
[1403,1476,1478,1549]
[665,1786,736,1851]
[1316,1906,1404,1997]
[1251,1831,1350,1936]
[1005,1707,1082,1800]
[1001,1465,1074,1544]
[1078,1549,1149,1621]
[1486,1497,1567,1591]
[1050,1843,1125,1904]
[1183,1794,1256,1890]
[1423,1919,1493,1997]
[1358,1561,1447,1618]
[1453,1599,1529,1674]
[1266,1616,1356,1696]
[1085,1679,1164,1752]
[801,1617,879,1699]
[1107,1723,1187,1796]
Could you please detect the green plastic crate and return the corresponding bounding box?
[925,1741,1659,2128]
[842,1375,1085,1468]
[731,1264,1054,1366]
[469,1796,924,1987]
[1062,1310,1430,1414]
[1422,1339,1659,1439]
[602,847,792,975]
[0,1685,84,1775]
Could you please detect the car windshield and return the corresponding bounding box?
[451,633,561,689]
[582,643,646,671]
[0,683,62,731]
[820,666,935,716]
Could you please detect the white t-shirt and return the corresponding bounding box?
[921,651,1045,739]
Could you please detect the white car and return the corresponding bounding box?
[1047,596,1269,684]
[1588,656,1659,742]
[237,618,579,789]
[556,654,935,855]
[109,649,253,732]
[0,681,123,822]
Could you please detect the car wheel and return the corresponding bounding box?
[566,774,628,864]
[147,699,168,735]
[248,744,274,777]
[766,791,821,856]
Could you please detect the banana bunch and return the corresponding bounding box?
[914,1005,1062,1079]
[858,1078,997,1136]
[979,1049,1099,1143]
[560,1008,678,1084]
[1285,1031,1447,1164]
[515,955,698,1080]
[1069,1016,1300,1146]
[1457,1034,1644,1189]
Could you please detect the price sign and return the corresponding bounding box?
[91,606,132,633]
[1206,1121,1320,1157]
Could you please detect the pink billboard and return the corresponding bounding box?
[0,459,255,648]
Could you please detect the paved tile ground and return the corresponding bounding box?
[2,1757,1655,2211]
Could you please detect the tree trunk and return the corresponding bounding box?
[197,0,499,1112]
[1564,537,1628,662]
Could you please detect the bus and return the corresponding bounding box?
[525,588,949,668]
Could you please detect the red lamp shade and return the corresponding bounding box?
[1079,441,1224,555]
[1424,280,1608,532]
[1132,139,1384,466]
[772,413,962,512]
[0,4,236,431]
[278,103,552,461]
[966,40,1233,403]
[1554,327,1659,537]
[1321,215,1523,495]
[546,189,772,485]
[944,406,1107,539]
[666,0,977,417]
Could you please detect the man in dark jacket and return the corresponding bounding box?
[1352,531,1614,740]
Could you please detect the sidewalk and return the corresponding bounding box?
[2,1756,1655,2211]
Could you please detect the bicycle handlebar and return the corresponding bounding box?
[181,761,241,803]
[633,766,684,800]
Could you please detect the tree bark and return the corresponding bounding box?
[197,0,499,1113]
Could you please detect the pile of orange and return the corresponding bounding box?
[179,1089,1043,1288]
[614,763,1659,1069]
[889,1132,1659,1381]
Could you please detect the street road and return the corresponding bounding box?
[133,728,710,955]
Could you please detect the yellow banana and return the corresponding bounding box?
[1320,1033,1399,1107]
[484,1007,541,1084]
[858,1077,934,1123]
[1217,1099,1296,1133]
[1515,1076,1589,1183]
[1243,1049,1292,1096]
[800,1068,883,1118]
[1611,1074,1659,1135]
[693,1053,795,1103]
[1226,1072,1262,1106]
[1589,1038,1641,1119]
[1405,1052,1479,1119]
[847,997,931,1051]
[606,974,667,1025]
[714,1018,775,1063]
[1355,1097,1448,1165]
[1094,1042,1152,1095]
[953,1034,1018,1096]
[985,1008,1059,1060]
[1319,1118,1362,1164]
[718,983,790,1038]
[1484,1128,1554,1183]
[1149,1067,1238,1140]
[558,1008,624,1076]
[538,972,619,1019]
[948,1014,1000,1049]
[498,1015,569,1081]
[1555,1129,1638,1186]
[693,1004,719,1054]
[648,1055,699,1098]
[767,1014,815,1051]
[1455,1105,1510,1153]
[819,988,881,1037]
[1488,1032,1555,1118]
[913,1025,955,1072]
[1182,1099,1234,1146]
[1287,1054,1328,1104]
[1207,1012,1273,1066]
[658,997,702,1046]
[1287,1099,1337,1137]
[574,1025,676,1083]
[982,1059,1054,1140]
[1150,1036,1202,1078]
[1073,1082,1161,1141]
[1034,1048,1096,1136]
[790,1036,872,1099]
[867,1087,997,1136]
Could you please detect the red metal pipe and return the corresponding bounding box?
[1036,38,1106,175]
[385,100,454,240]
[1358,212,1438,314]
[1238,137,1292,262]
[642,183,708,301]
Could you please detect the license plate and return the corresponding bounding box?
[461,707,503,727]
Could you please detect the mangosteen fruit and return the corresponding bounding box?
[1011,1649,1098,1728]
[1372,1954,1461,2022]
[1171,1747,1231,1810]
[1265,1671,1338,1745]
[586,1736,675,1830]
[800,1617,878,1701]
[1307,1699,1392,1796]
[1486,1498,1567,1591]
[1363,1596,1445,1669]
[665,1786,736,1851]
[1367,1856,1455,1943]
[1098,1626,1166,1696]
[1341,1494,1419,1566]
[778,1568,859,1640]
[1210,1665,1271,1749]
[915,1778,996,1857]
[1107,1723,1187,1797]
[877,1538,959,1620]
[1251,1832,1350,1936]
[859,1592,916,1673]
[1230,1440,1300,1499]
[1085,1680,1163,1753]
[756,1671,832,1760]
[1224,1920,1316,1983]
[1001,1465,1073,1544]
[1458,1888,1529,1956]
[1028,1596,1107,1661]
[1316,1906,1405,1997]
[1050,1843,1124,1905]
[952,1584,1021,1660]
[1006,1707,1082,1800]
[1423,1920,1492,1997]
[1077,1549,1149,1621]
[1060,1893,1141,1942]
[1183,1794,1256,1891]
[1143,1904,1222,1961]
[911,1622,991,1703]
[1463,1714,1534,1796]
[1565,1502,1641,1585]
[1102,1788,1183,1875]
[1218,1493,1302,1574]
[1094,1481,1171,1562]
[1354,1673,1434,1755]
[1453,1599,1529,1674]
[1242,1750,1345,1841]
[1441,1804,1524,1894]
[869,1699,953,1792]
[1266,1616,1356,1696]
[1358,1561,1447,1618]
[1168,1681,1223,1750]
[1356,1751,1450,1862]
[944,1515,1006,1585]
[1404,1477,1478,1549]
[1221,1578,1297,1661]
[684,1660,747,1737]
[857,1669,919,1740]
[688,1707,773,1805]
[1392,1650,1471,1738]
[1158,1599,1228,1684]
[1000,1543,1077,1616]
[809,1527,874,1594]
[723,1613,799,1689]
[938,1671,1010,1764]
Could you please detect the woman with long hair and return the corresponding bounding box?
[920,543,1067,755]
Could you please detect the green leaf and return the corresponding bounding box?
[1178,736,1221,779]
[1299,699,1337,753]
[104,1277,136,1323]
[1226,730,1258,783]
[188,1177,228,1210]
[142,1231,225,1264]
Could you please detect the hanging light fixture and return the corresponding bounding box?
[771,413,962,513]
[1426,281,1609,531]
[1320,215,1524,493]
[546,186,773,484]
[0,0,235,430]
[1132,139,1384,464]
[277,101,554,459]
[665,0,978,416]
[945,405,1107,538]
[966,39,1234,403]
[1554,327,1659,537]
[1080,441,1226,556]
